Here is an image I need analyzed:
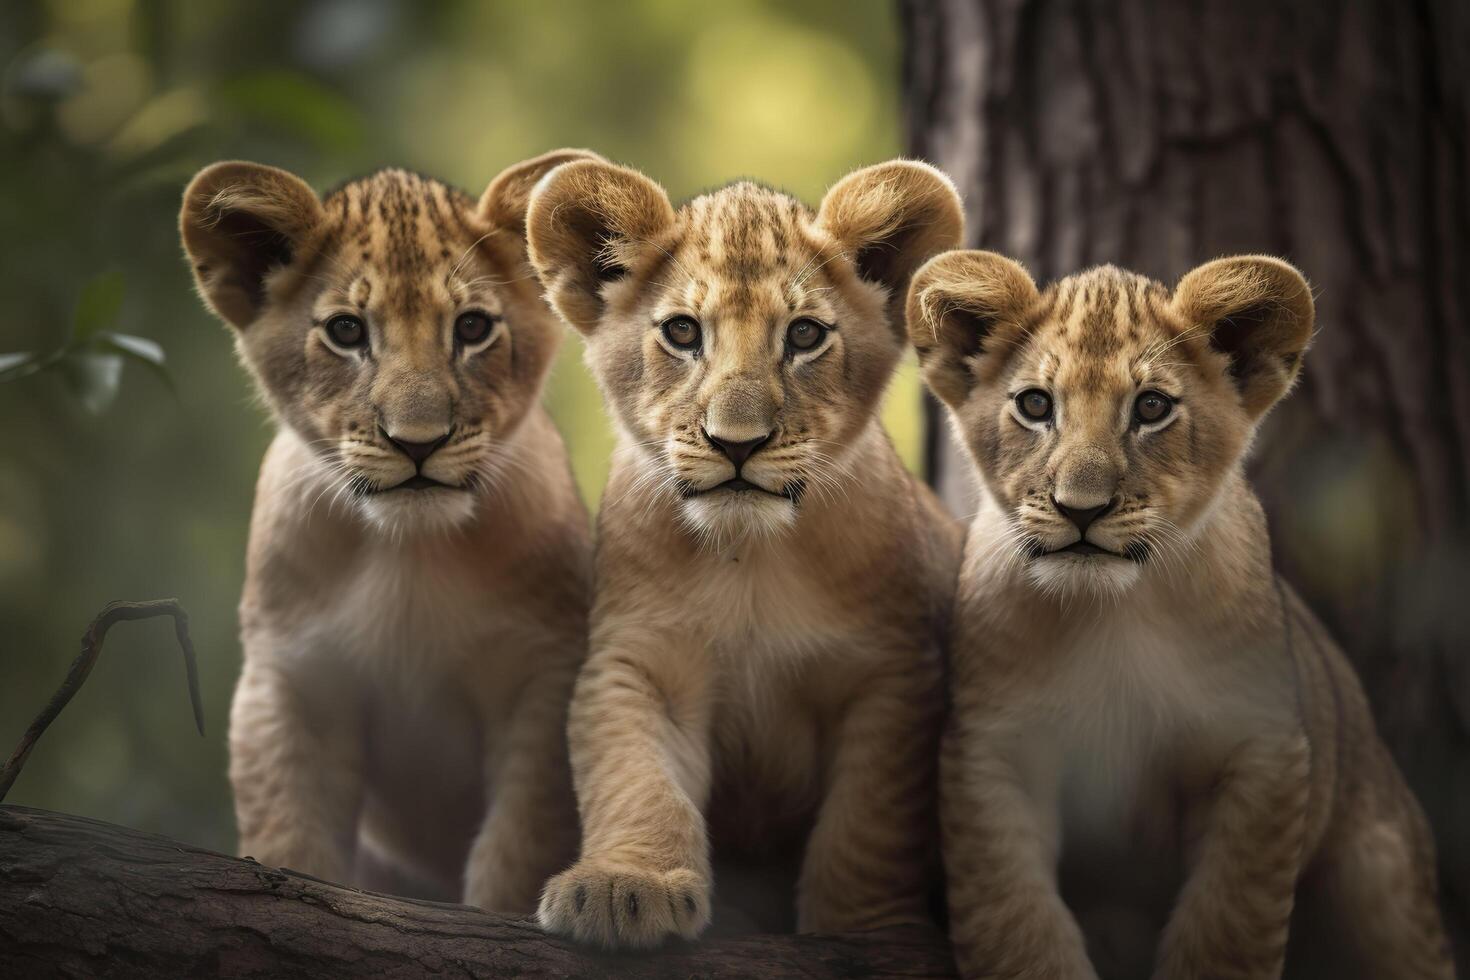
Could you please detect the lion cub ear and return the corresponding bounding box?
[525,159,675,334]
[180,162,324,330]
[906,250,1040,409]
[816,160,964,328]
[478,148,606,237]
[1172,255,1315,420]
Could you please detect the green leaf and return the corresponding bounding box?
[0,352,37,380]
[96,332,176,396]
[98,332,164,365]
[73,271,126,340]
[59,350,125,414]
[218,70,365,153]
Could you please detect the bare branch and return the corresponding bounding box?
[0,806,958,978]
[0,599,203,802]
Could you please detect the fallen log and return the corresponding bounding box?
[0,805,958,978]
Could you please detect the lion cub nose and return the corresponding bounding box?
[1052,496,1117,534]
[381,426,452,467]
[703,429,772,467]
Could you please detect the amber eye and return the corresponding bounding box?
[325,315,366,349]
[1016,388,1053,422]
[1134,390,1174,424]
[786,317,827,352]
[662,315,701,351]
[455,311,496,347]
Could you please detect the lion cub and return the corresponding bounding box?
[908,252,1453,979]
[179,151,598,911]
[523,159,965,947]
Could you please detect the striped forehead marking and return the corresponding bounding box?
[319,169,483,322]
[672,182,825,316]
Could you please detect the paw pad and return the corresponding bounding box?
[537,860,711,949]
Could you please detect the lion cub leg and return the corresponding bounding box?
[537,632,714,949]
[941,723,1098,980]
[228,657,364,882]
[463,662,579,914]
[1154,734,1311,980]
[797,662,940,933]
[1301,760,1455,979]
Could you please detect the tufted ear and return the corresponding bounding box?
[478,148,606,237]
[816,160,964,327]
[180,161,324,329]
[1172,255,1315,420]
[906,250,1040,409]
[525,159,676,334]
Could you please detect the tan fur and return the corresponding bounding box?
[180,151,599,911]
[909,253,1453,980]
[524,159,965,948]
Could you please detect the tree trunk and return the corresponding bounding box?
[0,805,957,978]
[901,0,1469,961]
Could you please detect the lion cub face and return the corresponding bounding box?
[180,151,598,532]
[527,160,962,541]
[909,253,1314,598]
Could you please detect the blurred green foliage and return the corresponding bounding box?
[0,0,913,850]
[2,270,173,412]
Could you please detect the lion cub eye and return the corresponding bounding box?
[786,317,827,352]
[662,315,702,351]
[455,311,497,346]
[1016,389,1053,422]
[1134,390,1174,424]
[325,315,366,349]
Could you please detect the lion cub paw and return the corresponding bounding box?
[537,860,711,949]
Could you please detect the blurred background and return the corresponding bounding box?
[0,0,915,852]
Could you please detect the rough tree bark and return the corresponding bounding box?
[901,0,1469,961]
[0,806,957,978]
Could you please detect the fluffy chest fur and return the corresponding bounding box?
[244,426,583,718]
[689,546,862,666]
[1027,612,1217,845]
[985,589,1284,834]
[286,541,552,851]
[316,543,548,697]
[682,547,863,835]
